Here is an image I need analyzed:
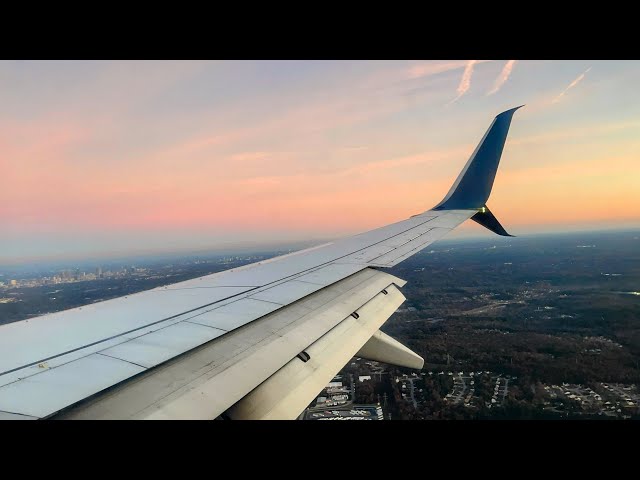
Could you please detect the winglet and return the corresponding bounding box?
[433,105,523,211]
[471,205,514,237]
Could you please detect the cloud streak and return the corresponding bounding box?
[449,60,478,104]
[552,67,592,104]
[487,60,517,95]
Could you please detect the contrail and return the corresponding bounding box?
[552,67,592,104]
[487,60,517,95]
[449,60,478,104]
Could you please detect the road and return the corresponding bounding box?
[448,375,467,404]
[502,378,509,402]
[401,377,419,409]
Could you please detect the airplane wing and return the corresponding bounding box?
[0,106,522,420]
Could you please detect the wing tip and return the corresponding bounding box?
[433,105,522,211]
[497,105,525,119]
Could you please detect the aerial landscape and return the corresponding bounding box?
[2,229,638,419]
[1,60,638,420]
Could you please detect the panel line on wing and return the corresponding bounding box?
[182,320,230,330]
[96,352,148,369]
[0,410,39,420]
[288,279,328,286]
[243,298,286,306]
[164,286,261,290]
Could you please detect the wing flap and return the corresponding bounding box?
[225,284,407,420]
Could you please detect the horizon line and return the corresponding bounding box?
[2,226,639,269]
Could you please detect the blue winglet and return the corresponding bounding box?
[433,105,523,211]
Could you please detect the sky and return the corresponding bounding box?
[1,60,639,263]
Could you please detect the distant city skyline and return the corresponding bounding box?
[2,60,639,263]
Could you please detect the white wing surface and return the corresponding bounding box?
[0,107,522,420]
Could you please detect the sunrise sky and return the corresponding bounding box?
[1,60,639,263]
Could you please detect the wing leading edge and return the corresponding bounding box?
[0,107,522,420]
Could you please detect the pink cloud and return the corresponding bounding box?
[449,60,478,104]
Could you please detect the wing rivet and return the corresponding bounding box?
[351,312,360,319]
[381,289,388,295]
